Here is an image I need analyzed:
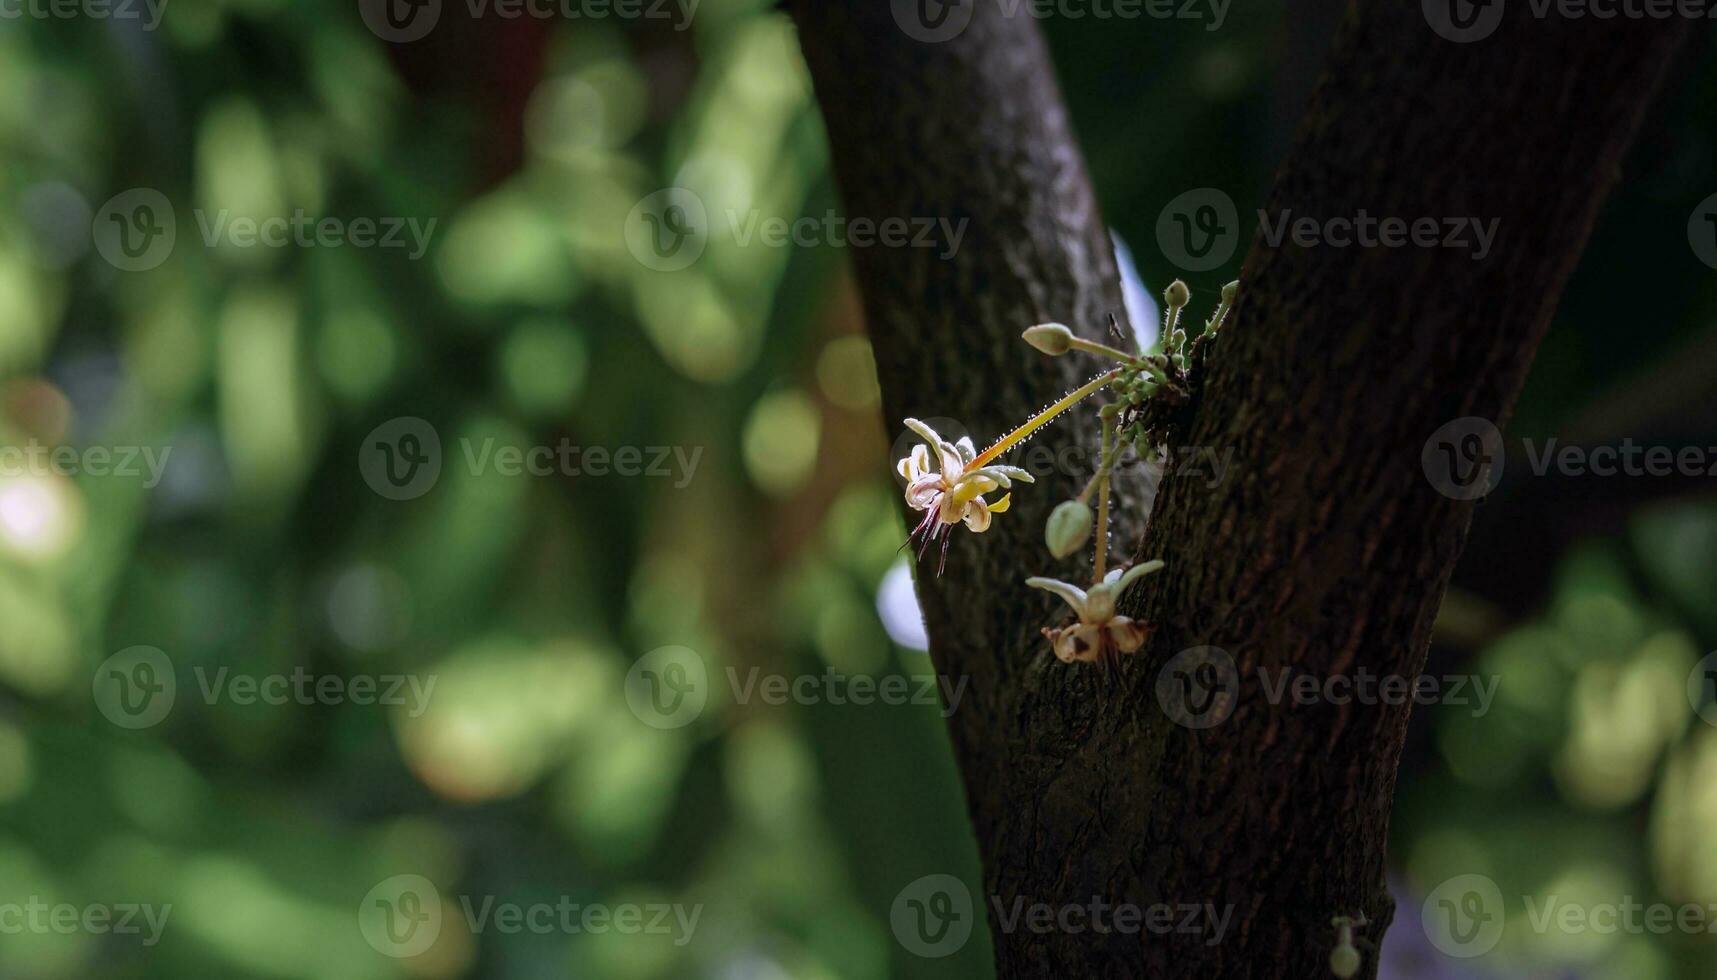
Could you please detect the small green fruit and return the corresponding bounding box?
[1328,942,1361,978]
[1045,500,1094,559]
[1022,323,1074,355]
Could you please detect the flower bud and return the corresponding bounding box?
[1328,942,1360,979]
[1022,323,1074,356]
[1221,280,1238,304]
[1045,499,1094,559]
[1164,280,1191,309]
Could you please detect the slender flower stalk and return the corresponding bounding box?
[969,369,1121,468]
[1093,419,1112,580]
[1067,336,1137,363]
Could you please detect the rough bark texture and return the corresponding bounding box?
[786,2,1692,977]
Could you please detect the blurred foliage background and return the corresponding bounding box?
[0,1,1713,977]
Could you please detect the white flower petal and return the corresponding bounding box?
[1025,576,1089,618]
[1112,559,1165,593]
[904,418,945,450]
[962,496,992,532]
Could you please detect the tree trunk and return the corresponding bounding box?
[785,3,1693,976]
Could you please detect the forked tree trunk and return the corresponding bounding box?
[785,3,1693,976]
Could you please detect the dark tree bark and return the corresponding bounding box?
[786,3,1693,977]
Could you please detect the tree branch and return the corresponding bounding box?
[787,3,1692,976]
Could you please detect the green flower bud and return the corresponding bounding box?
[1221,280,1238,303]
[1164,280,1191,309]
[1045,499,1094,559]
[1022,323,1074,355]
[1328,942,1360,978]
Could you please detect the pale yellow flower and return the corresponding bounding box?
[898,418,1033,565]
[1026,560,1164,667]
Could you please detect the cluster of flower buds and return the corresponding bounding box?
[894,279,1238,667]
